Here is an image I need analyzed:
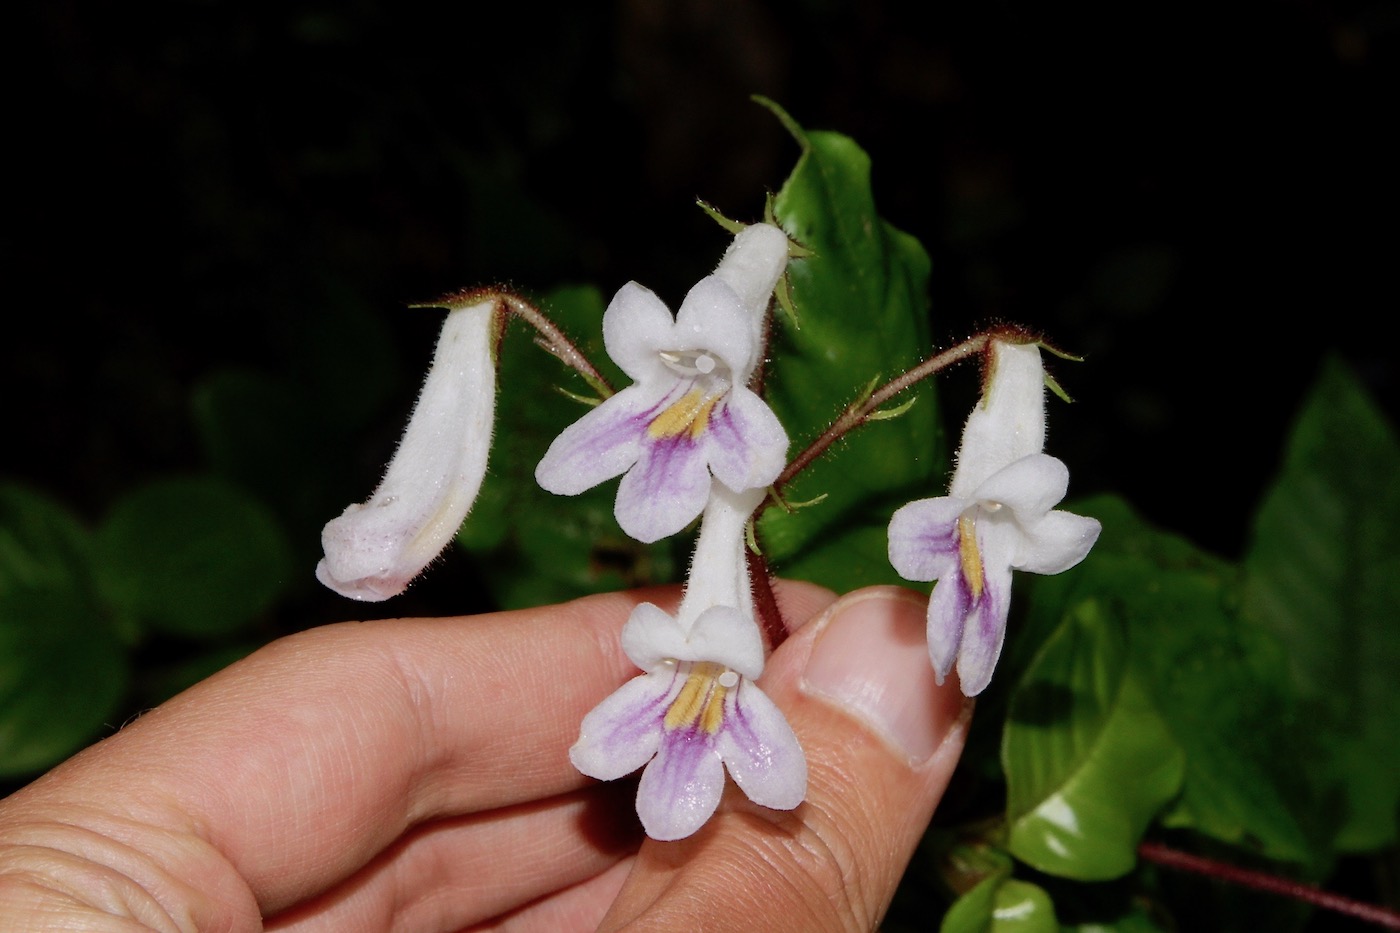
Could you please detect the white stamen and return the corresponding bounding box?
[658,349,725,378]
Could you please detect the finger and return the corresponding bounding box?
[600,586,971,932]
[466,857,634,933]
[3,588,662,921]
[266,784,637,933]
[0,580,835,924]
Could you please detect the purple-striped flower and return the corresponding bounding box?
[534,224,790,543]
[570,600,806,841]
[887,340,1101,696]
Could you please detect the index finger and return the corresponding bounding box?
[4,588,662,917]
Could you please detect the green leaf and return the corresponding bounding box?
[93,476,293,639]
[0,584,128,776]
[0,485,127,775]
[1241,356,1400,852]
[1022,495,1314,867]
[191,367,338,549]
[1004,598,1185,880]
[0,483,95,599]
[755,99,947,592]
[942,873,1059,933]
[457,285,677,606]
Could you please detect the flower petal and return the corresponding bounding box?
[534,382,662,496]
[613,429,714,543]
[887,496,967,582]
[926,570,970,685]
[620,602,691,672]
[972,453,1069,520]
[682,606,765,680]
[602,281,682,384]
[636,730,726,840]
[705,386,789,496]
[954,548,1014,697]
[672,276,759,380]
[1014,510,1102,575]
[715,680,807,811]
[570,671,676,781]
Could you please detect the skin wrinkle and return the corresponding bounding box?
[468,857,634,933]
[0,803,258,933]
[268,787,639,932]
[0,844,177,932]
[4,583,848,931]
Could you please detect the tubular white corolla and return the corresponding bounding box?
[888,340,1101,696]
[316,299,499,601]
[570,485,807,840]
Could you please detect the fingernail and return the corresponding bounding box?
[801,587,968,765]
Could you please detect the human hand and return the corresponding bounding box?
[0,582,968,932]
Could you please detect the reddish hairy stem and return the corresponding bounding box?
[746,543,789,653]
[425,288,612,397]
[1139,841,1400,930]
[499,293,614,398]
[775,333,990,490]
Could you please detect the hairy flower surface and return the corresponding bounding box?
[888,341,1100,695]
[571,601,805,840]
[316,299,498,601]
[572,485,805,839]
[535,224,790,543]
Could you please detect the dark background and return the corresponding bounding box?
[5,3,1399,928]
[7,0,1397,613]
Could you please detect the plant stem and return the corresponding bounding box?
[775,333,990,490]
[746,538,789,652]
[498,293,614,399]
[1139,841,1400,930]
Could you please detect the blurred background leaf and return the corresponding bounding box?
[1241,356,1400,855]
[93,475,293,640]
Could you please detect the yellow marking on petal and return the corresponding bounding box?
[958,514,984,600]
[663,661,730,734]
[647,389,719,440]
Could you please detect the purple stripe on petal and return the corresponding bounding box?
[888,497,967,581]
[706,387,787,493]
[926,570,969,684]
[955,560,1013,697]
[715,680,806,810]
[615,430,713,543]
[570,670,678,781]
[535,384,665,496]
[636,725,725,840]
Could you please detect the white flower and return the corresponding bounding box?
[887,340,1101,696]
[534,224,790,543]
[316,298,498,601]
[571,485,806,840]
[570,602,805,840]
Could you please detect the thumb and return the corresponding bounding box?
[600,585,971,932]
